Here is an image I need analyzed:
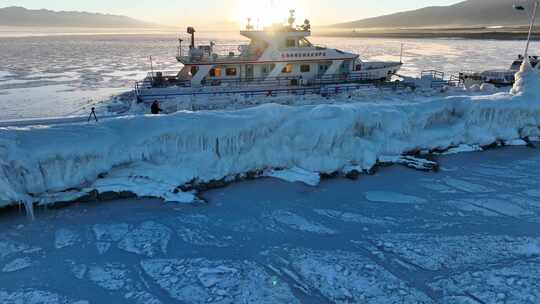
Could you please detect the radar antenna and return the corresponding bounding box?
[288,9,296,27]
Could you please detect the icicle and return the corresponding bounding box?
[23,201,35,221]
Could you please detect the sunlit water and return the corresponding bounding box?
[0,31,538,120]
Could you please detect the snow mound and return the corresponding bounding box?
[511,60,540,98]
[1,86,540,208]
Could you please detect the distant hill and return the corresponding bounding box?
[331,0,532,29]
[0,6,154,28]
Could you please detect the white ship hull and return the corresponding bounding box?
[136,63,402,103]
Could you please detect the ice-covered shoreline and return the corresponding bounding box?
[1,64,539,209]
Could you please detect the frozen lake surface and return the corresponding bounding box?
[0,33,538,120]
[1,146,539,303]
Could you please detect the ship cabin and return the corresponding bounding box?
[173,12,359,87]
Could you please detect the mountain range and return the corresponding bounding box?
[331,0,533,29]
[1,1,535,30]
[0,6,153,28]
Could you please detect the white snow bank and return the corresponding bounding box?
[440,144,484,155]
[1,70,540,207]
[264,167,320,186]
[512,60,540,99]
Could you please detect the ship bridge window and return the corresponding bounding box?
[282,64,293,74]
[301,64,310,73]
[225,67,237,76]
[285,39,296,48]
[209,67,222,77]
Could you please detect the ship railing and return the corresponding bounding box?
[279,45,328,51]
[146,71,181,78]
[135,72,191,90]
[136,82,414,102]
[312,72,385,85]
[176,44,260,63]
[134,72,404,99]
[199,73,384,87]
[177,53,262,64]
[135,72,389,90]
[200,75,304,87]
[420,70,445,81]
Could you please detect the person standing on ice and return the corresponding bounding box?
[151,100,163,115]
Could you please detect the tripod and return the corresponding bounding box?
[88,107,98,122]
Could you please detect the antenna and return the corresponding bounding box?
[399,44,403,64]
[149,56,154,81]
[288,9,296,27]
[177,37,183,57]
[246,17,254,30]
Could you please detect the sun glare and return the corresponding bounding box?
[230,0,306,29]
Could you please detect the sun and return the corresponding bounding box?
[230,0,306,29]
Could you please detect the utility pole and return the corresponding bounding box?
[515,1,539,60]
[525,1,539,58]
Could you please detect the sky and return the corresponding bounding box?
[0,0,463,26]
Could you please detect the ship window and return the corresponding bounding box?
[282,64,293,73]
[225,67,237,76]
[301,64,310,73]
[286,39,296,48]
[190,66,199,76]
[209,67,222,77]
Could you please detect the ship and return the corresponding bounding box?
[135,11,403,102]
[460,54,540,87]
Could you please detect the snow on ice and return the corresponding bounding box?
[365,191,428,204]
[0,289,86,304]
[54,228,80,249]
[267,210,337,234]
[368,234,540,271]
[117,221,171,257]
[431,261,540,303]
[2,257,33,273]
[0,63,540,208]
[140,258,300,304]
[269,248,432,303]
